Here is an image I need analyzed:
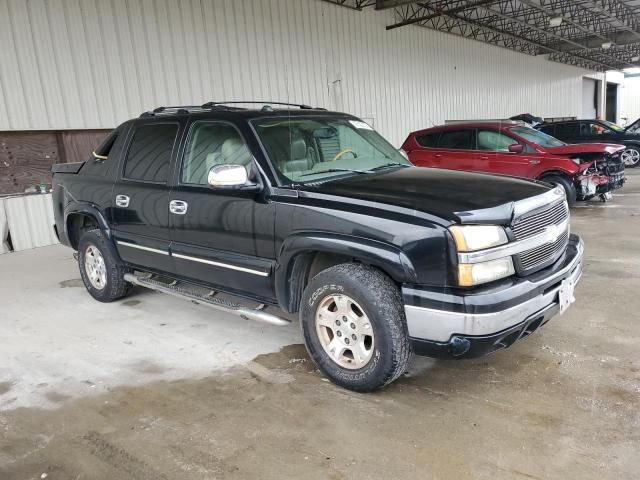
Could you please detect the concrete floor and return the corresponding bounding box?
[1,172,639,480]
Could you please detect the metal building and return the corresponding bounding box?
[1,0,638,194]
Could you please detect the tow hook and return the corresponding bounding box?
[449,336,471,357]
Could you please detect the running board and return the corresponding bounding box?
[123,273,291,326]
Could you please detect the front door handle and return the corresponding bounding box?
[169,200,188,215]
[115,194,130,207]
[528,159,541,165]
[480,156,489,160]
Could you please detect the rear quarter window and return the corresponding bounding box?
[416,132,440,148]
[80,129,121,177]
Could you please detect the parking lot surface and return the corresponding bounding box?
[1,172,639,480]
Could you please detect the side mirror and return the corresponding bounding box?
[508,144,524,154]
[207,164,250,188]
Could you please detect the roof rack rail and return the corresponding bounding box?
[201,101,324,110]
[139,105,207,117]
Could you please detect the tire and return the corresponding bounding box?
[541,174,577,206]
[78,229,132,302]
[300,263,411,392]
[621,146,640,168]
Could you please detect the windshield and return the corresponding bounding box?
[627,118,640,133]
[252,117,410,183]
[510,126,566,148]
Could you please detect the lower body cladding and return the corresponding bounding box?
[404,234,584,359]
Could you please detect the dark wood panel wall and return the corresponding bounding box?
[0,129,111,194]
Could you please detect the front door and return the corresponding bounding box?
[475,129,533,177]
[169,120,276,302]
[111,121,181,272]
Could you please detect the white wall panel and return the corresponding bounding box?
[3,194,59,251]
[1,0,593,145]
[622,77,640,124]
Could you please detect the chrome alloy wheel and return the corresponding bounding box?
[315,294,375,369]
[621,148,640,167]
[84,245,107,290]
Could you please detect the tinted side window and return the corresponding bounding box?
[416,132,440,148]
[439,130,474,149]
[181,122,252,185]
[554,123,579,137]
[124,124,178,183]
[538,125,555,136]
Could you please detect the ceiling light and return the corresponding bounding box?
[602,42,612,49]
[549,16,563,27]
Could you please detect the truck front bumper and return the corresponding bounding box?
[403,234,584,359]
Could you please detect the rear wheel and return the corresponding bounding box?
[78,229,132,302]
[621,146,640,168]
[300,263,411,392]
[541,174,577,206]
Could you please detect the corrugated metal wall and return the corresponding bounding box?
[0,0,594,146]
[622,77,640,124]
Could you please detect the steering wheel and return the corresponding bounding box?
[332,148,357,162]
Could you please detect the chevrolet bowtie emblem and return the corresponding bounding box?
[546,224,562,242]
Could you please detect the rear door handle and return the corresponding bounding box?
[115,194,130,207]
[480,156,489,160]
[169,200,188,215]
[434,154,442,158]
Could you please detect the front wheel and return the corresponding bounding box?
[621,147,640,168]
[300,263,411,392]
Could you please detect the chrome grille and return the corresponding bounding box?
[513,200,570,272]
[518,230,569,270]
[513,200,569,240]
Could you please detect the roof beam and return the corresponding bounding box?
[375,0,421,9]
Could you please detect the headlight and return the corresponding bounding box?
[571,158,582,165]
[449,225,508,252]
[458,257,515,287]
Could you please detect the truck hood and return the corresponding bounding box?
[545,143,625,155]
[301,167,551,224]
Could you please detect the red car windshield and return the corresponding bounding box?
[510,126,566,148]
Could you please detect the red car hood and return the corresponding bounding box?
[545,143,625,155]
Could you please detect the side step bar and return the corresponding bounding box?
[123,273,291,327]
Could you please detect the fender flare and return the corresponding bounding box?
[275,232,418,313]
[63,202,112,249]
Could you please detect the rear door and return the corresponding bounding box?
[111,121,182,272]
[553,122,582,143]
[433,129,477,170]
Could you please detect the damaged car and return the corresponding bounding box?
[402,122,626,205]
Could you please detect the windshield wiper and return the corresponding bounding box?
[298,168,369,178]
[366,162,410,172]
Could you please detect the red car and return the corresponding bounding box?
[401,122,626,205]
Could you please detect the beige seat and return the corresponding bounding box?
[220,137,252,170]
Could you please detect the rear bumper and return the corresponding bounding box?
[403,234,583,359]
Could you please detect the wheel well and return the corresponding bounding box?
[66,213,99,250]
[538,170,573,182]
[285,251,361,313]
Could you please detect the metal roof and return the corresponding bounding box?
[324,0,640,71]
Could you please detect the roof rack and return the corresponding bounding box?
[140,101,325,118]
[444,119,525,125]
[542,117,578,123]
[201,101,324,110]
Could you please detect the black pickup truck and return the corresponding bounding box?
[52,102,584,391]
